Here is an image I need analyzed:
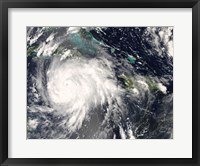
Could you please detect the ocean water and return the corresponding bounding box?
[27,27,173,139]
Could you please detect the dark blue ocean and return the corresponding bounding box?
[27,27,173,139]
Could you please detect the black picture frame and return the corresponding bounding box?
[0,0,199,165]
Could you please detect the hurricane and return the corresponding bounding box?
[44,57,123,132]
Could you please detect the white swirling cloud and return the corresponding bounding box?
[46,57,123,132]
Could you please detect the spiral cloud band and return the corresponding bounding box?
[46,57,123,132]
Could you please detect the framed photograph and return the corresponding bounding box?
[0,0,199,165]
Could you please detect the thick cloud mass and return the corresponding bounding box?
[46,57,123,131]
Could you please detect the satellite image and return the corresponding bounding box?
[27,27,173,139]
